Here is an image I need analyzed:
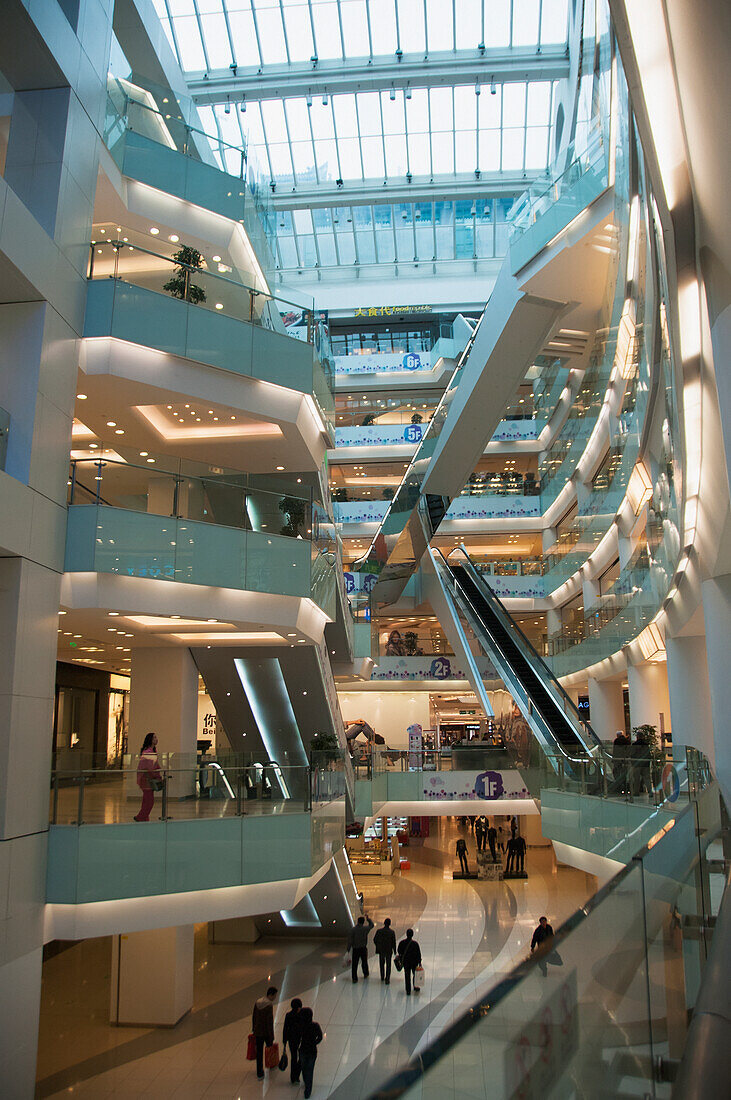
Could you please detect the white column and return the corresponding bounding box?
[665,634,715,765]
[626,661,671,738]
[587,677,626,741]
[111,926,194,1027]
[129,647,199,798]
[701,574,731,800]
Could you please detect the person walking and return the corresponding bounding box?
[487,821,498,861]
[455,836,470,875]
[530,917,554,977]
[134,732,162,821]
[347,913,374,982]
[475,815,487,852]
[397,929,422,995]
[298,1007,323,1099]
[612,730,629,794]
[282,997,303,1085]
[373,917,397,984]
[251,985,277,1079]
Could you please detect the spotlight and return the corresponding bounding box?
[390,86,396,101]
[224,99,231,115]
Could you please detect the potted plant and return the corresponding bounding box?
[163,244,207,304]
[278,494,307,537]
[410,412,423,424]
[403,630,423,656]
[632,723,662,792]
[310,731,341,764]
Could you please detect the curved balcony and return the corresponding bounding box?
[83,239,334,429]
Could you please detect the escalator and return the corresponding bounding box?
[433,547,600,767]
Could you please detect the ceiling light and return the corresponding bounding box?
[106,420,116,427]
[114,429,124,435]
[276,465,284,471]
[108,612,119,616]
[140,451,148,457]
[77,393,87,400]
[150,227,159,235]
[169,234,179,243]
[212,255,221,263]
[215,303,223,310]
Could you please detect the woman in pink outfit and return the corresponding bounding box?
[134,732,162,821]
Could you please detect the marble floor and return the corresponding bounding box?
[36,819,597,1099]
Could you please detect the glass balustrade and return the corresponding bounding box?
[68,451,313,539]
[49,751,348,825]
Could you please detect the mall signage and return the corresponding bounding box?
[334,351,432,374]
[353,304,432,316]
[422,770,532,801]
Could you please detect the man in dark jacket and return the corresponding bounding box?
[612,731,629,794]
[455,836,470,875]
[475,815,487,851]
[487,822,498,861]
[282,997,303,1084]
[251,985,277,1079]
[397,928,422,995]
[531,916,554,976]
[347,913,374,982]
[298,1007,323,1099]
[373,917,397,983]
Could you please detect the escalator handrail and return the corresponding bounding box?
[451,546,601,748]
[431,549,581,758]
[438,547,601,757]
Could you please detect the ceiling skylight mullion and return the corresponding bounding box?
[431,202,436,261]
[249,3,265,69]
[378,93,388,182]
[480,0,485,49]
[402,89,410,178]
[451,87,456,179]
[499,80,505,169]
[354,97,366,181]
[308,0,319,61]
[370,205,378,261]
[423,0,429,54]
[391,206,398,263]
[394,0,402,55]
[350,207,360,264]
[426,88,434,178]
[475,86,480,175]
[282,101,298,187]
[452,0,456,52]
[331,212,341,265]
[161,0,183,70]
[365,0,374,59]
[537,0,544,47]
[220,0,237,69]
[335,0,346,59]
[306,101,320,185]
[452,200,456,259]
[257,108,277,186]
[510,0,515,47]
[278,0,292,65]
[191,0,211,73]
[290,213,303,270]
[311,214,323,269]
[411,203,417,260]
[330,98,344,183]
[521,79,528,170]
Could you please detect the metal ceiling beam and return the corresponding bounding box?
[187,46,569,105]
[268,170,544,210]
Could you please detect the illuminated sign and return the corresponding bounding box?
[353,304,432,317]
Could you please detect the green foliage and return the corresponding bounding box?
[163,245,207,304]
[278,494,307,537]
[410,412,423,424]
[310,731,341,763]
[403,630,422,656]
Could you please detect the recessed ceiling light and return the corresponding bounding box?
[106,420,116,427]
[169,234,179,243]
[77,393,87,400]
[146,458,155,463]
[215,302,223,310]
[212,255,221,262]
[140,451,148,457]
[108,612,119,616]
[150,227,159,235]
[115,429,124,435]
[276,465,284,471]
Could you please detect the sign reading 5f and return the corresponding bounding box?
[404,424,423,443]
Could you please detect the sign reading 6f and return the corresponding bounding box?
[402,352,422,370]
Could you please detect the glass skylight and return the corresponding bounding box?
[153,0,569,73]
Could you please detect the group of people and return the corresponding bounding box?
[347,914,423,995]
[456,815,522,874]
[251,987,323,1098]
[612,729,655,795]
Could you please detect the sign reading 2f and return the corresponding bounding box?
[404,424,423,443]
[402,353,422,370]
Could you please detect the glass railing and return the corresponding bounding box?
[104,74,274,246]
[49,752,348,825]
[0,405,9,470]
[458,475,540,498]
[68,451,313,540]
[87,237,314,343]
[371,783,723,1100]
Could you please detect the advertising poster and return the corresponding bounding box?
[422,770,532,801]
[334,351,431,375]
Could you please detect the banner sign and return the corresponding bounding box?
[334,351,432,374]
[335,424,424,448]
[353,305,432,316]
[422,769,532,801]
[371,656,498,681]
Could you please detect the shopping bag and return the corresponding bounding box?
[342,951,352,969]
[265,1042,280,1069]
[246,1033,256,1061]
[279,1050,289,1072]
[394,956,403,972]
[415,964,425,986]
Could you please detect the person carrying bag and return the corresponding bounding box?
[251,985,278,1079]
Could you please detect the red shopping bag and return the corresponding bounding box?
[265,1042,280,1069]
[246,1033,256,1061]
